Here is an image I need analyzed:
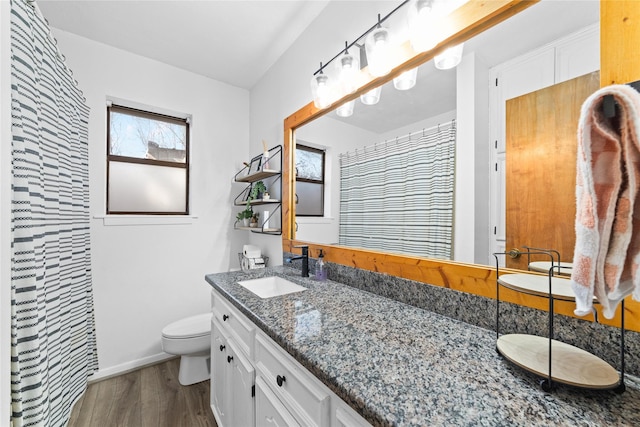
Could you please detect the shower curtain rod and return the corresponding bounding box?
[381,118,456,146]
[340,119,457,160]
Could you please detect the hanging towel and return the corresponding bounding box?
[571,84,640,319]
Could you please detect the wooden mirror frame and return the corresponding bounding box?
[282,0,640,332]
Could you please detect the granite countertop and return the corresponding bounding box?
[205,266,640,427]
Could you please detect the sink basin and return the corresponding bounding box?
[237,276,307,299]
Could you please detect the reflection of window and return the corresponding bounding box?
[295,145,324,217]
[107,104,190,214]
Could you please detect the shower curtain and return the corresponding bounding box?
[10,0,98,426]
[339,121,456,259]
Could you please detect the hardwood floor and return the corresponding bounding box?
[68,358,217,427]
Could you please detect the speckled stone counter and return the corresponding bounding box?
[205,267,640,427]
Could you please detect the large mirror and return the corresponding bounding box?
[293,0,599,270]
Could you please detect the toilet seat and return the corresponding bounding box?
[162,313,211,339]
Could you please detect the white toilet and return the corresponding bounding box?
[161,313,212,386]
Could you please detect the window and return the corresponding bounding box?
[295,144,325,217]
[107,104,189,214]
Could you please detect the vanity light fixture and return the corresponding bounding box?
[311,0,468,110]
[434,43,465,70]
[310,1,408,108]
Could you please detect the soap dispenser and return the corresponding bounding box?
[315,249,327,281]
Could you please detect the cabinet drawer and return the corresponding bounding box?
[255,334,330,427]
[211,289,255,359]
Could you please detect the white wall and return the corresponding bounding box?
[52,29,249,378]
[456,52,490,264]
[1,0,12,422]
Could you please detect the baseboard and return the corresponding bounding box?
[88,353,178,384]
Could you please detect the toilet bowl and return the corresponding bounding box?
[161,313,212,386]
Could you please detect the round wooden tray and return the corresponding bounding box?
[497,273,581,301]
[529,261,573,275]
[497,334,620,389]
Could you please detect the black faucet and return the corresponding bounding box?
[288,245,309,277]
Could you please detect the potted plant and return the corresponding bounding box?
[250,181,267,201]
[250,212,259,228]
[236,207,253,227]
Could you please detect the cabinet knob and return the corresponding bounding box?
[222,314,229,321]
[276,375,286,387]
[219,345,226,352]
[227,355,233,364]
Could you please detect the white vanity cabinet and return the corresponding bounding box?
[210,288,371,427]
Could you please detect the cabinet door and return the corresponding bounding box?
[228,339,255,427]
[211,319,231,426]
[255,376,300,427]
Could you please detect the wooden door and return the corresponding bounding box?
[505,71,600,270]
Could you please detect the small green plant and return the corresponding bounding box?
[236,207,253,221]
[249,181,267,201]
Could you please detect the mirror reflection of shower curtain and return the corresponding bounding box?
[339,121,456,259]
[10,1,98,426]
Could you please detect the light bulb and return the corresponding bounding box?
[407,0,441,52]
[434,43,464,70]
[310,73,332,109]
[360,86,382,105]
[336,50,360,95]
[393,68,418,91]
[336,100,355,117]
[365,26,393,77]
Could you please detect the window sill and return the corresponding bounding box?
[94,215,198,226]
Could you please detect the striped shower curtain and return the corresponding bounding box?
[339,121,456,259]
[10,0,98,426]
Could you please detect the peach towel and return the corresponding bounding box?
[571,84,640,319]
